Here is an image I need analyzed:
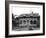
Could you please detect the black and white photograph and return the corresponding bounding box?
[12,7,40,31]
[5,1,45,37]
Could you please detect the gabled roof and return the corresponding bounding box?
[18,12,39,17]
[15,12,40,19]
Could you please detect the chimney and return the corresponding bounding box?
[31,11,33,16]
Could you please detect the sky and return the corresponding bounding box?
[9,3,42,18]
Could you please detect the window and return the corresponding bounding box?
[23,20,26,24]
[34,20,36,24]
[30,20,33,24]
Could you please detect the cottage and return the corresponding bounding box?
[15,12,40,30]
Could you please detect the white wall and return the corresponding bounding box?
[0,0,46,38]
[0,0,5,38]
